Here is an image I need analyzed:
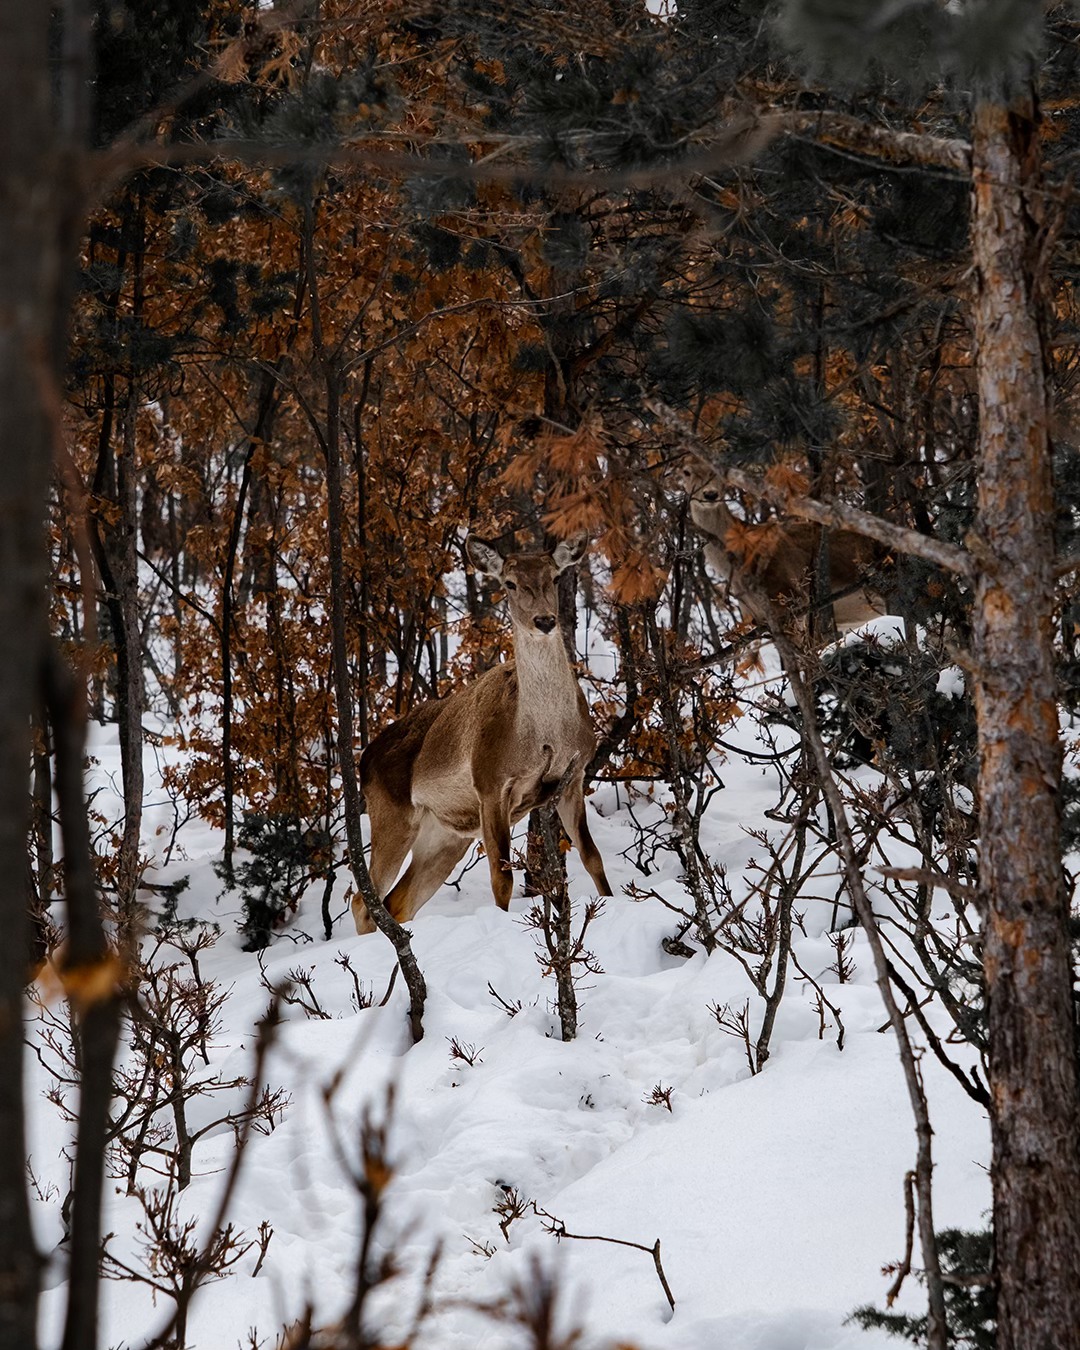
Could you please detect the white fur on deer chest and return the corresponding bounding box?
[502,702,584,822]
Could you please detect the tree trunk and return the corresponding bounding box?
[220,370,279,881]
[969,91,1080,1350]
[322,367,427,1041]
[0,6,58,1343]
[46,646,123,1350]
[113,387,145,933]
[85,188,144,931]
[31,710,54,917]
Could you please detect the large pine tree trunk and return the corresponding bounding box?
[969,91,1080,1349]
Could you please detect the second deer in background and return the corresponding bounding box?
[679,463,891,637]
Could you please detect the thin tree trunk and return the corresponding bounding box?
[322,367,427,1041]
[220,370,279,882]
[113,386,145,933]
[304,200,426,1040]
[969,90,1080,1350]
[753,789,806,1071]
[85,190,143,928]
[31,710,54,912]
[353,374,372,748]
[46,647,122,1350]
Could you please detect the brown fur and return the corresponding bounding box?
[679,465,890,634]
[353,535,612,933]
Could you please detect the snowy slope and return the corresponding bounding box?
[28,639,992,1350]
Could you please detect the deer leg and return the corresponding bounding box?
[556,780,613,896]
[479,800,514,910]
[352,791,420,935]
[383,813,471,925]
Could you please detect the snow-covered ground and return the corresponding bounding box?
[27,624,991,1350]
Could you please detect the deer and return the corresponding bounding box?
[677,462,890,637]
[352,533,612,934]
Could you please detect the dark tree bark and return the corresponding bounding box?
[85,188,144,930]
[44,648,122,1350]
[969,90,1080,1350]
[30,709,54,937]
[0,6,60,1343]
[323,371,427,1041]
[112,384,145,931]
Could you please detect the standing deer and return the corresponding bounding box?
[678,464,890,635]
[353,533,612,934]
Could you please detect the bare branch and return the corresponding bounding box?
[783,110,971,176]
[885,1171,917,1307]
[92,118,776,203]
[878,865,978,902]
[530,1202,676,1313]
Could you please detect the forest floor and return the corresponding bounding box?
[27,617,991,1350]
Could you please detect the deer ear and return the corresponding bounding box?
[552,532,589,574]
[466,535,504,579]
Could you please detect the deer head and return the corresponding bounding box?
[670,458,738,536]
[465,533,588,640]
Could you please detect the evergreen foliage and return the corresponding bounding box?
[849,1228,996,1348]
[216,814,331,952]
[92,0,217,144]
[780,0,1042,92]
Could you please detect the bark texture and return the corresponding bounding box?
[0,6,57,1344]
[970,92,1080,1350]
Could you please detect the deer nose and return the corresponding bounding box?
[534,615,557,634]
[702,489,720,502]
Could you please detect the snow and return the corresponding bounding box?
[28,650,992,1350]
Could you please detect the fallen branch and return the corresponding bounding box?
[530,1202,675,1313]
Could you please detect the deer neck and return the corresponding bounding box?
[690,495,738,546]
[510,626,580,735]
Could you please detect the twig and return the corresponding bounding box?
[885,1171,917,1307]
[701,554,949,1344]
[378,963,398,1008]
[789,949,847,1052]
[530,1203,676,1313]
[487,982,523,1017]
[877,865,978,902]
[883,961,991,1109]
[135,998,282,1350]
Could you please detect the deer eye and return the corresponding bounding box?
[504,579,517,591]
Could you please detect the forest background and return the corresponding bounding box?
[4,2,1080,1348]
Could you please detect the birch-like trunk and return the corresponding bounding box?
[970,91,1080,1349]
